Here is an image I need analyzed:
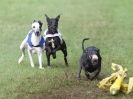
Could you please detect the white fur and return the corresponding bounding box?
[44,29,63,44]
[18,22,45,69]
[92,55,98,60]
[31,33,41,46]
[48,38,55,48]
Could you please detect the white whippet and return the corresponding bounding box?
[18,20,45,69]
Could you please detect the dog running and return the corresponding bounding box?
[44,14,68,66]
[18,20,45,69]
[77,38,102,80]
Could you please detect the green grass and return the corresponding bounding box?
[0,0,133,98]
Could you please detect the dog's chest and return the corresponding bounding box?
[31,33,41,46]
[84,62,98,72]
[85,66,97,73]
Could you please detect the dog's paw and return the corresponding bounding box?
[39,67,45,69]
[18,59,22,64]
[31,64,35,68]
[18,56,24,64]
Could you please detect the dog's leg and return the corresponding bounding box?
[46,51,51,66]
[18,48,25,64]
[83,66,90,79]
[61,49,68,66]
[52,53,56,59]
[37,48,44,69]
[90,66,101,80]
[85,72,90,79]
[18,39,27,64]
[77,66,82,79]
[27,49,34,67]
[38,53,44,69]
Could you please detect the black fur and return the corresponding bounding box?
[45,14,68,66]
[38,20,43,31]
[77,38,102,80]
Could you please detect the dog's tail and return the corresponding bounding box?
[82,38,89,51]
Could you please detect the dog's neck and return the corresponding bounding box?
[47,28,58,34]
[31,32,41,46]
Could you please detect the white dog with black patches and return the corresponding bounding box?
[18,20,45,69]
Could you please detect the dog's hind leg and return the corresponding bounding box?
[18,39,27,64]
[18,48,25,64]
[62,49,68,66]
[27,49,34,67]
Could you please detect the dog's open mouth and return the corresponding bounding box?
[92,60,98,65]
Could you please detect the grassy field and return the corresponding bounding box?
[0,0,133,99]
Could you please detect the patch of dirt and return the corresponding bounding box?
[40,85,105,99]
[15,72,133,99]
[16,79,107,99]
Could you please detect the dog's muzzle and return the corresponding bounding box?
[36,31,39,36]
[91,55,98,65]
[34,31,40,36]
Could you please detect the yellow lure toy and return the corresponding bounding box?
[98,63,133,95]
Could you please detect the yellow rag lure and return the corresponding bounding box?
[98,63,133,95]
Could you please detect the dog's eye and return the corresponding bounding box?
[33,26,35,28]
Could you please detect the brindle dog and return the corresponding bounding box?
[44,14,68,66]
[77,38,102,80]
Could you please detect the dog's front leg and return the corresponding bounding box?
[46,51,51,66]
[37,49,44,69]
[38,53,44,69]
[27,49,34,67]
[61,49,68,66]
[90,66,101,80]
[77,66,82,79]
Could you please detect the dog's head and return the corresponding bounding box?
[85,47,101,66]
[31,20,43,36]
[45,14,60,34]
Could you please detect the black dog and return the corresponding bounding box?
[77,38,102,80]
[44,14,68,66]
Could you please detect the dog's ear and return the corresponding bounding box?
[97,48,102,59]
[56,14,60,21]
[38,20,43,26]
[97,48,100,54]
[45,14,50,22]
